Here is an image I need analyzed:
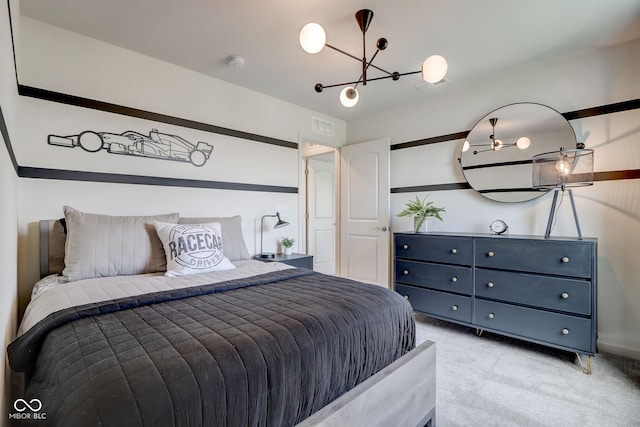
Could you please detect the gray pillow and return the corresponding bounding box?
[178,215,250,261]
[62,206,180,282]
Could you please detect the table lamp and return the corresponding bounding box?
[259,213,289,258]
[532,146,594,239]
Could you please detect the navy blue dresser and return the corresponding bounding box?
[394,232,597,371]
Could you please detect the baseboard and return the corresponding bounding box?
[597,336,640,360]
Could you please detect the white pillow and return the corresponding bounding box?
[154,221,236,276]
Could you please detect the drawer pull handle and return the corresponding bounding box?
[487,251,495,257]
[403,244,409,250]
[451,276,458,283]
[487,282,494,288]
[488,313,495,319]
[451,248,458,254]
[561,292,569,299]
[403,270,409,275]
[561,257,570,263]
[562,328,570,335]
[452,305,458,311]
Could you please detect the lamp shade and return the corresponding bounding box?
[273,215,289,229]
[421,55,448,84]
[532,148,594,190]
[299,23,326,54]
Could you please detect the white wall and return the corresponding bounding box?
[11,17,346,317]
[17,17,347,149]
[350,38,640,358]
[0,3,19,425]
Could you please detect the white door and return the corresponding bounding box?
[307,155,336,274]
[340,138,390,288]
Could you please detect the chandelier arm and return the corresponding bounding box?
[320,79,365,90]
[395,70,422,77]
[320,69,426,91]
[325,43,394,76]
[471,142,518,154]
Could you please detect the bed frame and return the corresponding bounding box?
[38,219,437,426]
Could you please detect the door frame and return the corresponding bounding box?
[299,138,341,273]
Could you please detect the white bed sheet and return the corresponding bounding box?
[19,260,294,337]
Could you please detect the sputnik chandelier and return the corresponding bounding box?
[462,117,531,155]
[299,9,448,108]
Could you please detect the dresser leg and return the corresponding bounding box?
[576,353,592,374]
[475,329,483,337]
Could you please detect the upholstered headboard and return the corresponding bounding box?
[39,219,66,279]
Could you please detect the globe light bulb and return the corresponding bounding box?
[462,140,470,152]
[516,137,531,149]
[421,55,448,84]
[299,23,326,54]
[339,87,359,107]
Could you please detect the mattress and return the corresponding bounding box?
[9,261,415,426]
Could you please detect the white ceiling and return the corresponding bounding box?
[18,0,640,122]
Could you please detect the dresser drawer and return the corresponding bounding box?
[395,234,472,265]
[475,300,593,353]
[395,260,472,295]
[475,238,593,278]
[475,269,591,315]
[396,284,472,323]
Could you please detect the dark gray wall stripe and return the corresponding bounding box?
[2,1,19,175]
[391,98,640,151]
[0,106,19,175]
[18,85,298,149]
[391,131,469,151]
[390,170,640,194]
[562,99,640,121]
[594,169,640,182]
[391,183,471,193]
[18,167,298,194]
[461,159,532,171]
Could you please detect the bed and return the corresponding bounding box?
[9,208,436,426]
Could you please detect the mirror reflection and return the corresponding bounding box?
[460,103,577,203]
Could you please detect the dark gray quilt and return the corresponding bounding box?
[9,269,415,427]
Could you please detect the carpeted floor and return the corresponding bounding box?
[415,314,640,427]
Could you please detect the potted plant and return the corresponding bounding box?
[397,195,445,233]
[280,237,296,255]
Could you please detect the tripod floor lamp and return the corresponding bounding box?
[532,146,594,240]
[259,213,289,258]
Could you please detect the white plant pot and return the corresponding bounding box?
[284,247,293,255]
[414,217,428,233]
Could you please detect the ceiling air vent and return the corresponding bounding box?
[312,117,334,136]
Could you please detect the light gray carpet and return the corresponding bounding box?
[415,314,640,427]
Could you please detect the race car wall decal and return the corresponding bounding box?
[48,128,214,167]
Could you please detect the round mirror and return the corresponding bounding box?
[460,103,576,202]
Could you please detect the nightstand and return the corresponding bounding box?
[254,253,314,270]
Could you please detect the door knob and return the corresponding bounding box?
[375,226,389,231]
